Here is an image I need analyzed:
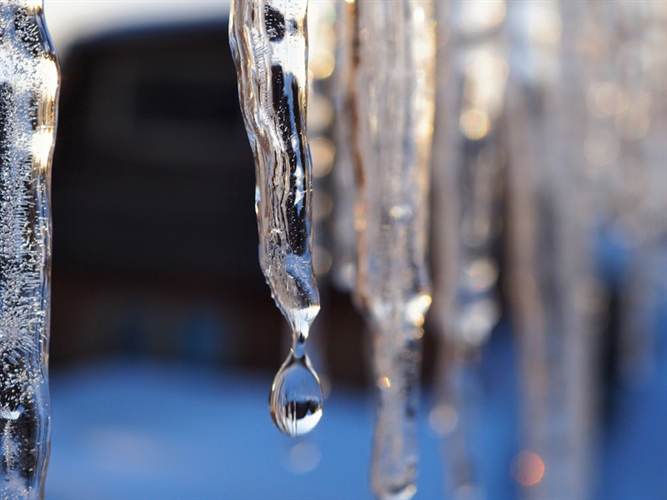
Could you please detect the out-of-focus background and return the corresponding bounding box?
[42,1,665,499]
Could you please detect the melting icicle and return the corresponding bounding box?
[0,0,58,497]
[229,0,323,437]
[350,1,436,498]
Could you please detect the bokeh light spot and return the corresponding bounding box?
[460,109,490,140]
[511,451,545,486]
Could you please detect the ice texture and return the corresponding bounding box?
[229,0,323,437]
[349,1,436,498]
[0,1,58,498]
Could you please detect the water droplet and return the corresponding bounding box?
[269,352,323,437]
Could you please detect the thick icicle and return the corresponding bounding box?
[0,0,59,497]
[351,1,436,498]
[229,0,323,437]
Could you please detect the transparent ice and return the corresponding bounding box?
[348,1,436,498]
[229,0,323,437]
[0,0,58,498]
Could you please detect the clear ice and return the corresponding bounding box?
[0,0,58,498]
[229,0,323,437]
[348,1,436,498]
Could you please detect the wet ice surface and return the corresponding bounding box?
[229,0,322,436]
[0,1,58,497]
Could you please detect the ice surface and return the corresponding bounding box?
[0,1,58,498]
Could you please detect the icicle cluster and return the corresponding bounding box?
[231,0,665,497]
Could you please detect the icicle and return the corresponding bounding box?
[504,1,600,497]
[329,0,358,293]
[0,0,58,497]
[229,0,323,437]
[351,1,436,498]
[303,0,336,388]
[585,0,666,387]
[430,1,508,497]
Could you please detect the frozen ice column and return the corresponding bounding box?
[229,0,323,437]
[352,1,436,498]
[0,0,59,497]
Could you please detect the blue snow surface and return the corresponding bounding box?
[45,356,511,500]
[45,314,665,499]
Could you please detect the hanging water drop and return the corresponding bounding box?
[229,0,323,436]
[269,349,323,437]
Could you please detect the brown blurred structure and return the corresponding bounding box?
[49,21,375,386]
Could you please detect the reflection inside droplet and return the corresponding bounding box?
[269,352,323,437]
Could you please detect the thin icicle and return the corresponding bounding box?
[330,0,358,293]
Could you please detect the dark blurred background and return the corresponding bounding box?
[49,20,374,385]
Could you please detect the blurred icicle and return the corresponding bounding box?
[330,0,358,293]
[584,0,667,386]
[351,0,436,498]
[504,0,601,497]
[430,0,508,498]
[303,0,337,401]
